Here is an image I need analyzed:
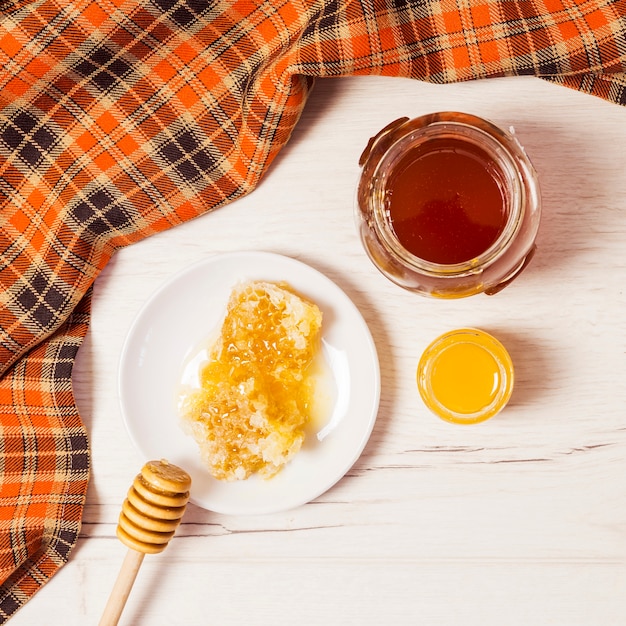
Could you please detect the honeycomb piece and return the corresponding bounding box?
[179,281,323,481]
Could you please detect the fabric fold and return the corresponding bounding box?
[0,0,625,618]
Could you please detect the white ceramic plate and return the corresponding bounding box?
[118,251,380,515]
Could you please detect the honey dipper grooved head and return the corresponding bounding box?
[116,460,191,554]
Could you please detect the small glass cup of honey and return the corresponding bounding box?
[417,328,514,424]
[356,112,541,298]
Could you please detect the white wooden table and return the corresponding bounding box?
[13,75,626,625]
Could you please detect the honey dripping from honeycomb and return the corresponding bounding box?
[179,280,323,481]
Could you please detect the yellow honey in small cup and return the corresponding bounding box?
[417,328,514,424]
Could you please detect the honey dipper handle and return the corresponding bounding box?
[99,549,145,626]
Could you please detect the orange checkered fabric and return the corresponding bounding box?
[0,0,624,618]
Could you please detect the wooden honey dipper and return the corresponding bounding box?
[99,459,192,626]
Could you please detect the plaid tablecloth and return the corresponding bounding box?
[0,0,624,619]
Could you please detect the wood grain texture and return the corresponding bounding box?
[13,75,626,625]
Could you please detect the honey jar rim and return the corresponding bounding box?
[368,117,528,275]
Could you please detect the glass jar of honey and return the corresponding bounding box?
[417,328,514,424]
[356,112,541,297]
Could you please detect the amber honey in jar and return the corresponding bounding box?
[356,112,541,297]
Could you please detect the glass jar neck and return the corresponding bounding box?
[369,117,526,278]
